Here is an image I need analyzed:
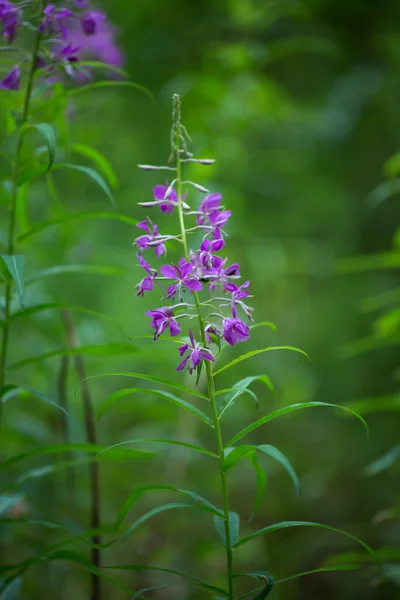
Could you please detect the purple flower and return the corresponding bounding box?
[58,42,81,64]
[222,317,250,346]
[205,323,220,344]
[81,10,105,36]
[177,330,215,374]
[198,238,224,269]
[209,208,231,240]
[67,18,124,68]
[39,4,72,39]
[153,184,178,214]
[136,220,167,258]
[146,307,181,340]
[207,259,240,291]
[0,64,19,90]
[0,1,20,44]
[226,281,253,321]
[75,0,89,7]
[136,254,157,297]
[196,193,222,226]
[160,260,202,299]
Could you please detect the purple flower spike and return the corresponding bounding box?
[160,261,202,300]
[153,184,178,214]
[146,307,181,340]
[0,1,20,44]
[136,220,167,258]
[39,4,72,39]
[196,193,222,226]
[0,64,20,90]
[222,317,250,346]
[136,255,157,297]
[177,329,215,374]
[81,11,106,36]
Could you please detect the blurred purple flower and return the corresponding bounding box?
[146,307,181,340]
[160,260,202,300]
[39,4,73,40]
[0,0,20,44]
[0,64,19,90]
[136,254,157,297]
[177,330,215,374]
[81,10,105,36]
[136,220,167,258]
[222,317,250,346]
[196,193,221,226]
[153,184,178,214]
[67,17,124,68]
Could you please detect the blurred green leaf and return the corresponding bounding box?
[11,343,137,369]
[132,584,178,599]
[247,451,267,521]
[0,255,25,310]
[366,445,400,476]
[2,385,67,416]
[51,163,115,208]
[219,375,274,418]
[8,302,119,326]
[25,264,126,286]
[31,123,56,171]
[337,252,400,273]
[346,395,400,414]
[234,521,381,568]
[17,212,136,243]
[384,152,400,178]
[226,402,368,447]
[276,565,361,584]
[235,571,275,599]
[0,576,22,600]
[70,144,118,188]
[214,346,310,376]
[68,80,154,103]
[95,438,217,460]
[368,179,400,206]
[0,495,23,517]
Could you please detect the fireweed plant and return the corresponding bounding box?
[91,94,381,599]
[0,1,148,599]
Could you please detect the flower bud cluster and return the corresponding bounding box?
[0,0,116,91]
[135,98,254,375]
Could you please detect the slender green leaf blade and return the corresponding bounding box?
[32,123,56,170]
[226,402,368,447]
[81,372,209,401]
[213,512,240,547]
[276,565,361,584]
[68,80,154,103]
[214,346,310,376]
[132,584,177,599]
[365,445,400,476]
[235,572,275,600]
[52,163,115,207]
[9,302,119,327]
[247,451,267,520]
[2,385,67,416]
[1,255,25,310]
[219,375,274,418]
[25,264,126,285]
[70,144,118,188]
[257,445,300,495]
[223,445,254,472]
[95,438,217,460]
[234,521,382,568]
[0,576,22,600]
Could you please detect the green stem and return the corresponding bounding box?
[173,95,234,599]
[0,25,43,404]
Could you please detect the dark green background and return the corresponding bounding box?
[1,0,399,598]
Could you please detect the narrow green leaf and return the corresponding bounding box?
[223,445,254,472]
[11,343,137,370]
[368,179,400,206]
[213,512,240,547]
[226,402,368,447]
[234,572,275,600]
[104,565,228,596]
[95,386,212,426]
[365,445,400,476]
[74,60,129,78]
[345,395,400,415]
[276,565,361,584]
[70,144,118,188]
[32,123,56,170]
[257,445,300,495]
[68,80,154,103]
[0,576,22,600]
[0,495,22,517]
[336,252,400,274]
[80,372,209,401]
[0,444,152,470]
[219,375,274,418]
[247,451,267,520]
[2,385,67,416]
[234,521,382,569]
[0,255,25,310]
[123,502,222,542]
[51,163,115,208]
[115,485,222,531]
[17,212,136,243]
[25,264,126,285]
[17,165,46,186]
[95,438,217,460]
[214,346,310,376]
[132,584,177,599]
[250,322,277,333]
[9,302,119,327]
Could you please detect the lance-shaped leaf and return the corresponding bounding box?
[233,521,382,569]
[17,211,136,243]
[103,564,228,597]
[32,123,56,170]
[1,254,25,310]
[223,444,300,495]
[214,346,310,376]
[219,375,274,419]
[25,263,126,286]
[226,402,368,447]
[96,387,212,426]
[0,576,22,599]
[132,584,178,599]
[234,572,275,599]
[96,438,217,461]
[70,143,118,188]
[365,445,400,476]
[51,163,115,208]
[9,302,119,327]
[2,385,67,416]
[213,512,240,547]
[68,79,154,103]
[115,485,222,531]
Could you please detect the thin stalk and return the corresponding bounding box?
[0,21,43,407]
[173,95,234,599]
[62,310,101,600]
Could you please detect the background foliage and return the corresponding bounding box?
[1,0,399,598]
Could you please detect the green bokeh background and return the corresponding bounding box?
[1,0,399,598]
